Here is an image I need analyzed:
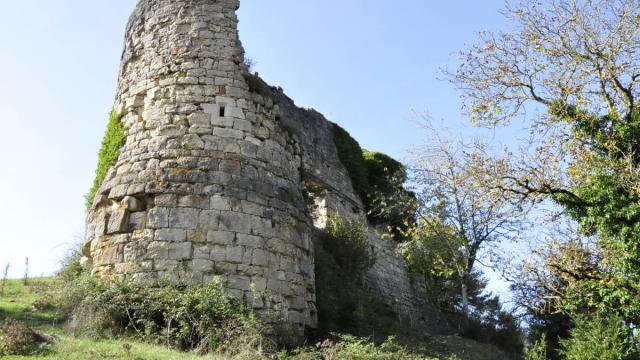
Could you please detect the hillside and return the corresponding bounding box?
[0,278,511,359]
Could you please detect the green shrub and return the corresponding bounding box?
[86,109,127,210]
[362,150,405,192]
[0,319,49,356]
[243,73,273,98]
[313,216,401,339]
[559,314,638,360]
[324,215,374,274]
[283,334,439,360]
[64,277,260,353]
[525,334,548,360]
[332,126,415,232]
[333,124,370,204]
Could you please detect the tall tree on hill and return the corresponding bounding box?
[401,128,522,325]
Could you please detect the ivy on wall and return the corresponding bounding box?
[333,124,415,232]
[85,109,127,210]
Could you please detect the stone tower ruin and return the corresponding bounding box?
[83,0,449,341]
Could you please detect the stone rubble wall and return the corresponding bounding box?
[83,0,316,339]
[274,90,451,334]
[83,0,449,341]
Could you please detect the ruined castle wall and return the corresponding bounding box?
[274,91,451,334]
[83,0,316,337]
[83,0,449,340]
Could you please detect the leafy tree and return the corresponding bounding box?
[449,0,640,335]
[559,314,637,360]
[404,133,522,323]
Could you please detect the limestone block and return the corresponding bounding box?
[146,241,169,260]
[226,246,244,263]
[155,259,180,271]
[250,216,275,237]
[188,113,212,127]
[207,230,235,245]
[169,242,193,260]
[212,127,243,139]
[148,207,170,228]
[122,196,144,211]
[211,117,235,128]
[189,259,213,272]
[228,275,251,290]
[178,195,209,209]
[181,134,205,149]
[194,246,210,259]
[187,230,207,244]
[288,296,307,311]
[210,195,232,211]
[236,234,262,248]
[199,210,220,230]
[219,211,251,234]
[240,200,263,216]
[155,194,177,206]
[210,245,227,262]
[155,228,186,242]
[288,310,305,325]
[128,212,147,230]
[251,276,267,291]
[233,119,251,131]
[252,249,270,267]
[107,208,129,234]
[169,208,199,229]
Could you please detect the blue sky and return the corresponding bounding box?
[0,1,513,295]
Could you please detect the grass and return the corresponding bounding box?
[0,278,514,360]
[0,279,222,360]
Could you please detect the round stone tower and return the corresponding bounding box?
[82,0,316,338]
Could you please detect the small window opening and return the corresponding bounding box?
[219,104,226,117]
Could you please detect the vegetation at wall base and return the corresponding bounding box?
[85,109,127,210]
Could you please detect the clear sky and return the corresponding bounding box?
[0,1,513,295]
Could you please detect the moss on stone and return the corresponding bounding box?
[333,124,371,203]
[86,109,127,210]
[333,125,415,230]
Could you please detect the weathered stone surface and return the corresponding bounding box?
[169,242,192,260]
[83,0,449,342]
[107,208,128,234]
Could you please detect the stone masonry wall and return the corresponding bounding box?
[274,90,450,335]
[83,0,449,341]
[83,0,317,339]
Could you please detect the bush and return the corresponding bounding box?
[313,216,400,339]
[243,73,273,98]
[86,109,127,210]
[283,334,439,360]
[525,334,548,360]
[63,277,260,354]
[324,215,374,274]
[333,126,415,231]
[559,314,638,360]
[333,124,370,204]
[0,319,49,356]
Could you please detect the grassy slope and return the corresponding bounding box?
[0,279,220,360]
[0,278,513,360]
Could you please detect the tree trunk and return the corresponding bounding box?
[461,275,469,330]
